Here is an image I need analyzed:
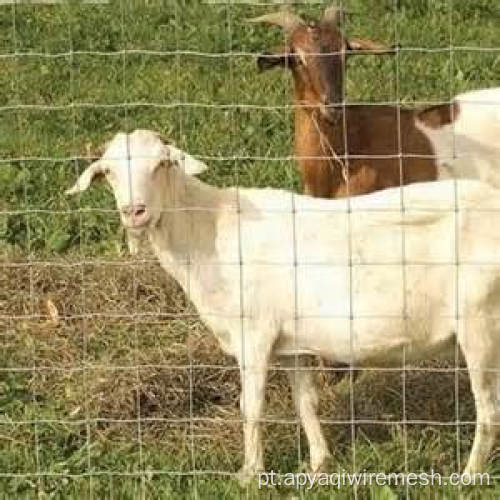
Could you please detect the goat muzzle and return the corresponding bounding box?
[121,204,151,229]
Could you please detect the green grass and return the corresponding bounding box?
[0,0,499,498]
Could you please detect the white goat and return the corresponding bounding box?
[67,130,500,479]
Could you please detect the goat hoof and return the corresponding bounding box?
[462,464,482,477]
[310,463,328,475]
[298,459,327,475]
[236,466,263,486]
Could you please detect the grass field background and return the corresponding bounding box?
[0,0,499,498]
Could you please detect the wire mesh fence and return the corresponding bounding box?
[0,0,499,497]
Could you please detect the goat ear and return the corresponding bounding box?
[163,145,208,176]
[84,140,109,162]
[257,46,292,72]
[346,38,395,55]
[65,161,105,195]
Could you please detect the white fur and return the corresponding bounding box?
[416,87,500,184]
[68,130,500,479]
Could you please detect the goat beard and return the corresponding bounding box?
[125,213,162,255]
[318,104,342,126]
[126,228,147,255]
[319,104,335,121]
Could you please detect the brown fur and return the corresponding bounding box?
[417,102,460,129]
[295,105,441,198]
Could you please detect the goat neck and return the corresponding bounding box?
[292,85,347,197]
[148,166,222,264]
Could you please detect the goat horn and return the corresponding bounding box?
[248,11,305,34]
[321,6,348,27]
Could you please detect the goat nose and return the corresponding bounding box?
[121,204,148,226]
[122,204,146,215]
[131,204,146,218]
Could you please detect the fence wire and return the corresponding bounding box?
[1,0,499,497]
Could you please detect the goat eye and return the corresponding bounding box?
[103,167,111,176]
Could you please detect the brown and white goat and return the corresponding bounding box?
[251,7,500,198]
